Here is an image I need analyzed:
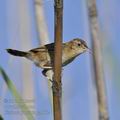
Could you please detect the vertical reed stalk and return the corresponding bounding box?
[35,0,49,45]
[87,0,109,120]
[53,0,63,120]
[35,1,54,120]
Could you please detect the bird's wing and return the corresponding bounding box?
[29,43,54,53]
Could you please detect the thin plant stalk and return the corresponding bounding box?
[53,0,63,120]
[35,0,49,45]
[86,0,109,120]
[34,1,54,120]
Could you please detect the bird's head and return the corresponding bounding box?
[69,38,89,55]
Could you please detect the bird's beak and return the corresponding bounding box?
[84,44,88,49]
[87,47,93,55]
[84,44,93,55]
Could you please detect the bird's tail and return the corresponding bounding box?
[6,49,28,57]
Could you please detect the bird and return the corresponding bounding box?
[6,38,89,80]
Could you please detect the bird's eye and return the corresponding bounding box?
[78,43,81,46]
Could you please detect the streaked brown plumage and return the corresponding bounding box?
[7,38,88,79]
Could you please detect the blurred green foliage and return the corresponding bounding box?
[0,66,34,120]
[0,115,3,120]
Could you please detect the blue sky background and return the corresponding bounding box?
[0,0,120,120]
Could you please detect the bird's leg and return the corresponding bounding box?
[42,69,62,96]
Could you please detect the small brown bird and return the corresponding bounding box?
[6,38,89,79]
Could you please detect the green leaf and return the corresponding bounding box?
[0,66,35,120]
[0,115,3,120]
